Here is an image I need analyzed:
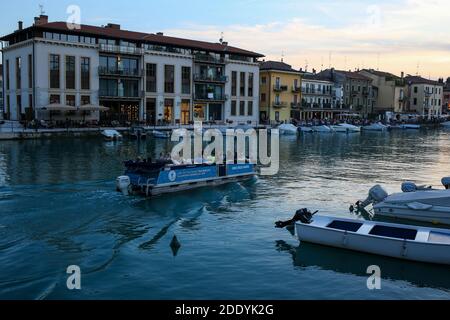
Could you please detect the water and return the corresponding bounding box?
[1,130,450,300]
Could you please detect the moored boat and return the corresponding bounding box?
[362,122,388,131]
[331,123,361,133]
[312,125,333,133]
[399,124,421,130]
[278,124,298,135]
[291,211,450,265]
[441,121,450,128]
[152,130,171,139]
[299,126,313,133]
[101,129,123,141]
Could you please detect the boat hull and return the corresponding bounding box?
[373,204,450,225]
[296,216,450,265]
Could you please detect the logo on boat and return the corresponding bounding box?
[168,170,177,182]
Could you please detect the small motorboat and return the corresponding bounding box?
[278,124,298,135]
[299,126,313,133]
[312,125,333,133]
[152,130,171,139]
[357,178,450,225]
[362,122,388,131]
[276,209,450,265]
[101,129,123,141]
[399,124,421,130]
[331,123,361,133]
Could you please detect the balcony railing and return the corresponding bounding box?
[273,85,288,92]
[99,90,144,99]
[98,66,142,77]
[272,101,288,108]
[99,44,144,55]
[194,54,225,64]
[194,74,228,83]
[194,93,228,101]
[292,86,301,93]
[291,102,301,109]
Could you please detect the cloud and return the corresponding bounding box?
[162,0,450,79]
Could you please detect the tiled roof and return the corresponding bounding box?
[301,73,333,82]
[260,60,299,72]
[361,69,400,79]
[404,75,443,86]
[316,69,372,81]
[1,21,264,58]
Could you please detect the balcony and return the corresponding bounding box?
[425,91,433,97]
[291,102,301,109]
[194,54,225,65]
[292,86,302,93]
[99,44,144,56]
[194,93,228,102]
[194,74,228,83]
[273,85,288,92]
[272,101,288,108]
[98,66,142,77]
[99,90,144,100]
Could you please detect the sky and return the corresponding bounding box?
[1,0,449,79]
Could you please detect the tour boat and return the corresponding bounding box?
[294,213,450,265]
[152,130,171,139]
[101,129,123,141]
[116,160,257,197]
[357,178,450,225]
[278,124,298,135]
[330,123,361,133]
[312,125,333,133]
[362,123,388,131]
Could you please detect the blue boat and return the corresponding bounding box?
[116,159,257,196]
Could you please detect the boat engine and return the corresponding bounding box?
[401,181,418,193]
[358,185,388,209]
[116,176,131,195]
[442,177,450,190]
[275,208,318,228]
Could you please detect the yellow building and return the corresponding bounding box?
[259,61,302,124]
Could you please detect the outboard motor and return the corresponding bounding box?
[358,185,389,209]
[401,181,418,193]
[442,177,450,190]
[116,176,131,195]
[275,208,318,228]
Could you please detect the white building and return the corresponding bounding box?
[1,16,263,126]
[404,75,444,119]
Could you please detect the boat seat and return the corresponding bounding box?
[369,225,418,240]
[327,220,363,232]
[428,231,450,244]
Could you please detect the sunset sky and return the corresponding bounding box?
[1,0,449,79]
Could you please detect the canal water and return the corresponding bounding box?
[1,129,450,300]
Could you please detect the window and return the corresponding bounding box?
[66,95,76,106]
[146,63,157,92]
[80,57,90,90]
[239,101,245,116]
[16,57,21,89]
[6,96,10,115]
[28,55,33,89]
[164,65,175,93]
[6,60,10,90]
[28,94,33,109]
[182,66,191,94]
[50,94,60,104]
[50,54,60,89]
[231,71,237,96]
[16,95,21,113]
[248,73,254,97]
[414,86,418,94]
[240,72,246,96]
[261,93,266,102]
[231,101,237,116]
[81,95,91,106]
[247,101,253,116]
[65,56,76,89]
[261,76,267,85]
[413,98,417,105]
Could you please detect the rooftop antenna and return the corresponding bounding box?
[39,4,45,15]
[305,59,309,73]
[219,32,224,44]
[281,51,284,63]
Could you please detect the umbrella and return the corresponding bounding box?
[79,105,109,112]
[42,104,78,112]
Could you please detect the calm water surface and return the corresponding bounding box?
[1,129,450,300]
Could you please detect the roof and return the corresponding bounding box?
[316,69,372,82]
[361,69,400,79]
[1,21,264,58]
[260,60,299,73]
[404,75,443,86]
[301,72,333,82]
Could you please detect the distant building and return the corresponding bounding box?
[0,64,3,119]
[404,75,443,118]
[1,15,263,125]
[443,78,450,115]
[259,61,302,124]
[359,69,407,118]
[316,69,375,118]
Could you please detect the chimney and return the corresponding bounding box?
[18,21,23,31]
[156,32,164,36]
[106,23,121,30]
[222,41,228,46]
[401,71,404,79]
[34,15,48,26]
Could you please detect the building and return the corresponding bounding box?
[443,78,450,115]
[0,64,3,119]
[316,69,374,118]
[300,73,340,120]
[0,16,263,126]
[259,61,302,124]
[358,69,407,117]
[404,75,443,118]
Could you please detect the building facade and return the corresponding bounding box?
[0,64,3,119]
[1,16,263,126]
[443,78,450,115]
[404,75,443,118]
[359,69,407,116]
[259,61,302,124]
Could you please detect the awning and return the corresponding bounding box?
[79,105,110,112]
[42,104,78,112]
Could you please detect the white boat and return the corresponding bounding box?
[362,122,388,131]
[278,124,298,135]
[312,125,333,133]
[152,130,171,139]
[441,121,450,128]
[399,124,421,130]
[295,213,450,265]
[331,123,361,133]
[101,129,123,141]
[299,126,313,133]
[358,179,450,225]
